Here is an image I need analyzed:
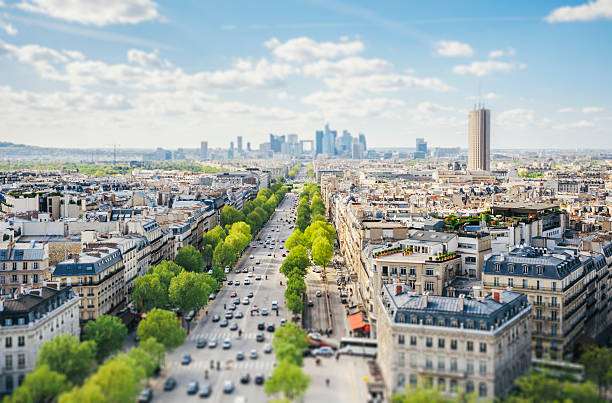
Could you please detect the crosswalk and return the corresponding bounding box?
[167,359,275,370]
[187,331,269,342]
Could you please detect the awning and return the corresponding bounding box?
[348,312,365,330]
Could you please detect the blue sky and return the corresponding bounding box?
[0,0,611,150]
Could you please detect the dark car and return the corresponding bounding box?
[248,291,254,298]
[181,354,191,365]
[254,374,265,385]
[187,380,198,395]
[163,377,177,391]
[138,388,153,402]
[212,314,220,322]
[196,338,207,349]
[227,280,233,285]
[257,322,265,330]
[220,319,228,327]
[240,373,251,384]
[256,333,264,342]
[308,300,314,307]
[225,312,233,319]
[199,384,212,398]
[236,352,245,361]
[267,324,275,333]
[235,311,244,319]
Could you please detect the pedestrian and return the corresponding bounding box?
[326,378,330,387]
[224,303,226,310]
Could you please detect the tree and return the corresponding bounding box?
[139,337,166,372]
[211,266,225,283]
[280,245,310,277]
[246,211,263,234]
[220,206,245,227]
[137,308,186,351]
[285,230,305,251]
[148,261,182,290]
[82,315,128,363]
[81,356,143,403]
[131,274,167,312]
[296,215,310,232]
[264,360,311,401]
[169,270,210,314]
[507,371,600,403]
[225,231,250,255]
[286,275,306,296]
[202,225,226,250]
[213,240,237,269]
[7,365,70,403]
[230,221,252,238]
[126,347,156,377]
[286,293,303,316]
[175,245,204,272]
[254,206,269,223]
[202,244,213,266]
[37,334,97,386]
[311,237,333,269]
[580,346,612,398]
[310,195,325,217]
[304,220,336,247]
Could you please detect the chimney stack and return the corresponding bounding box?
[492,289,502,303]
[395,284,403,296]
[423,291,429,307]
[459,293,465,311]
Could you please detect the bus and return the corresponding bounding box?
[338,337,377,358]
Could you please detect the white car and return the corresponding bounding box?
[225,267,231,274]
[250,255,254,259]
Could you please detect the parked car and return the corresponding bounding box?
[308,300,314,307]
[212,314,220,322]
[271,301,278,310]
[264,344,272,354]
[254,374,265,385]
[240,373,250,384]
[267,324,275,332]
[138,388,153,402]
[208,293,216,300]
[315,347,335,356]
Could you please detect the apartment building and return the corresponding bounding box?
[0,242,51,296]
[126,219,170,267]
[481,245,611,360]
[377,284,531,399]
[52,247,124,322]
[456,233,492,279]
[0,283,80,393]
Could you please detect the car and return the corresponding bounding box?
[234,280,241,286]
[264,344,272,354]
[138,388,153,402]
[308,332,322,341]
[341,298,348,304]
[222,339,231,349]
[256,333,264,342]
[227,280,233,285]
[229,304,237,311]
[223,380,234,394]
[236,352,245,361]
[261,308,268,316]
[225,267,231,274]
[208,340,217,349]
[233,297,241,305]
[255,260,260,265]
[258,321,265,330]
[267,324,275,332]
[250,255,254,259]
[244,279,250,285]
[181,354,192,365]
[212,314,220,322]
[316,290,322,297]
[267,252,272,256]
[248,291,254,298]
[209,293,216,300]
[185,310,195,321]
[242,297,249,305]
[282,253,286,257]
[255,275,261,280]
[163,378,177,391]
[230,292,237,298]
[243,268,249,273]
[280,319,286,327]
[199,384,212,398]
[254,374,265,385]
[271,301,278,310]
[308,300,314,307]
[235,311,244,319]
[250,350,258,359]
[240,373,250,384]
[187,380,198,395]
[207,269,213,275]
[225,312,233,319]
[196,338,207,349]
[230,322,238,331]
[222,276,227,281]
[314,347,335,356]
[220,319,228,327]
[248,272,253,278]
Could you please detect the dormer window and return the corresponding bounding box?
[495,264,501,272]
[536,265,543,275]
[523,265,529,274]
[508,264,514,273]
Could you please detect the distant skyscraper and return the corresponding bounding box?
[416,138,428,154]
[358,133,367,152]
[269,134,285,153]
[229,141,234,159]
[200,141,208,160]
[315,130,324,155]
[247,142,251,151]
[237,136,243,151]
[468,107,491,171]
[323,124,337,155]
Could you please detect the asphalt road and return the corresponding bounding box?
[151,193,299,403]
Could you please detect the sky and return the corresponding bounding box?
[0,0,611,150]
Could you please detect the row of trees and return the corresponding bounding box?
[306,163,314,179]
[5,311,179,403]
[264,323,312,401]
[288,163,302,179]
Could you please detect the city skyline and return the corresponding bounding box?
[0,1,611,149]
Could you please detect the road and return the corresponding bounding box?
[151,192,299,402]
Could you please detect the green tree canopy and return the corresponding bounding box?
[580,346,612,398]
[254,206,269,223]
[286,275,306,296]
[246,211,264,234]
[507,371,600,403]
[202,225,226,249]
[175,245,204,272]
[139,337,166,372]
[303,220,336,247]
[82,315,128,363]
[220,206,245,227]
[264,360,311,400]
[148,261,182,289]
[311,237,333,269]
[137,308,186,351]
[212,240,237,269]
[280,245,310,277]
[169,270,210,314]
[225,230,251,254]
[6,365,70,403]
[285,230,305,251]
[285,293,304,315]
[36,334,97,386]
[131,274,167,312]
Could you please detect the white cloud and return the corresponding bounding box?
[466,92,501,100]
[127,48,171,69]
[453,60,526,77]
[1,41,67,76]
[544,0,612,23]
[323,73,453,93]
[302,90,404,119]
[498,108,551,128]
[62,49,85,60]
[434,40,474,57]
[583,106,604,113]
[553,120,594,129]
[16,0,160,26]
[303,57,393,77]
[265,36,364,62]
[488,47,516,58]
[0,21,17,35]
[557,107,574,113]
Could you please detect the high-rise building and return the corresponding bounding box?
[237,136,243,151]
[228,141,234,159]
[468,107,490,171]
[269,134,285,153]
[315,130,324,155]
[323,124,337,155]
[358,133,367,152]
[247,142,251,151]
[200,141,208,160]
[416,138,427,153]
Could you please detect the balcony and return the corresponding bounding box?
[416,366,466,378]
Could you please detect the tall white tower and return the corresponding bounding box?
[468,107,490,171]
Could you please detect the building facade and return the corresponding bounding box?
[468,108,490,171]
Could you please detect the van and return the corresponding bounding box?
[271,301,278,310]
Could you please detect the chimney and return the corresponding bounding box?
[0,296,4,312]
[423,291,429,307]
[395,284,403,296]
[459,293,465,311]
[43,281,60,290]
[29,289,42,296]
[492,289,502,303]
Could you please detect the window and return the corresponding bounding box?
[438,378,446,392]
[409,353,416,368]
[391,267,398,275]
[0,276,4,284]
[438,357,445,371]
[495,264,500,272]
[382,266,388,275]
[523,265,529,274]
[450,379,458,393]
[409,374,417,386]
[467,341,474,352]
[12,263,18,270]
[438,338,445,349]
[508,278,514,287]
[479,361,487,375]
[398,335,405,345]
[450,358,457,372]
[536,280,541,290]
[410,336,417,346]
[494,277,500,286]
[465,256,476,263]
[551,325,557,336]
[425,268,434,276]
[409,267,416,276]
[426,356,433,369]
[33,274,39,284]
[398,352,405,367]
[17,354,25,369]
[426,337,433,348]
[551,311,557,321]
[508,264,514,273]
[400,267,406,276]
[537,265,543,275]
[450,339,457,350]
[17,337,24,347]
[480,343,487,353]
[397,373,405,387]
[22,275,27,284]
[425,317,433,325]
[424,281,434,291]
[11,275,17,283]
[5,337,12,348]
[466,381,474,394]
[479,383,487,398]
[466,360,474,374]
[552,282,557,292]
[5,355,12,370]
[33,262,38,269]
[522,279,528,289]
[22,262,27,270]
